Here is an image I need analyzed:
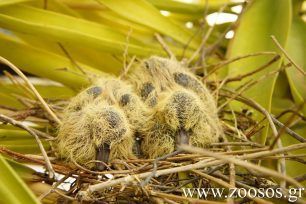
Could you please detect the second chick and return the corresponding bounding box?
[127,56,223,158]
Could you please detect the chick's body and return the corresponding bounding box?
[128,56,223,158]
[56,77,148,169]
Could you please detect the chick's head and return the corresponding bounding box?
[56,78,140,170]
[157,89,202,131]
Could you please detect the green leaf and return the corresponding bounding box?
[0,129,50,154]
[0,92,24,109]
[97,0,200,49]
[15,32,124,75]
[285,2,306,115]
[0,32,95,89]
[0,0,32,7]
[6,158,39,181]
[0,4,163,56]
[0,154,40,204]
[27,0,82,17]
[226,0,292,144]
[0,83,75,100]
[147,0,232,14]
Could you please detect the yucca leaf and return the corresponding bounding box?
[226,0,291,144]
[15,32,124,75]
[147,0,232,14]
[0,129,50,154]
[0,92,24,109]
[0,154,40,204]
[78,9,195,58]
[0,83,75,100]
[0,5,163,56]
[285,1,306,115]
[5,158,40,181]
[0,33,96,89]
[26,0,81,17]
[97,0,200,49]
[0,0,32,7]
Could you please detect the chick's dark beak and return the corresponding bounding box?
[175,128,189,149]
[95,143,110,171]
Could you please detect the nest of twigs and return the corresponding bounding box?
[0,57,305,204]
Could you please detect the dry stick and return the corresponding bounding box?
[212,76,229,101]
[218,62,289,111]
[58,43,88,77]
[79,142,305,196]
[163,177,199,193]
[235,144,306,165]
[271,117,306,143]
[180,145,302,188]
[207,28,234,58]
[205,20,234,57]
[217,78,255,111]
[270,105,304,149]
[39,171,75,201]
[32,129,54,140]
[122,28,133,73]
[225,54,280,83]
[263,154,306,159]
[219,87,286,187]
[221,91,306,143]
[0,114,55,178]
[162,197,180,204]
[187,4,227,65]
[140,150,182,186]
[0,147,69,174]
[55,67,89,78]
[202,52,276,81]
[192,170,272,204]
[181,0,209,59]
[295,174,306,183]
[154,33,176,60]
[223,122,253,142]
[277,109,306,121]
[269,106,303,188]
[4,71,34,99]
[271,35,305,76]
[210,142,263,148]
[53,189,75,201]
[80,158,218,195]
[0,56,61,125]
[119,55,136,79]
[222,112,235,204]
[220,90,279,138]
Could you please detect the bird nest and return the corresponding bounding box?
[0,55,305,204]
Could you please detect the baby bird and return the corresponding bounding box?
[55,77,148,170]
[127,56,223,158]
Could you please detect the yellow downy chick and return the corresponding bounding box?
[56,77,148,169]
[127,56,223,158]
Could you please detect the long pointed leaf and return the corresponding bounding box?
[0,5,163,56]
[0,33,96,89]
[97,0,200,49]
[0,154,40,204]
[226,0,291,144]
[0,0,32,7]
[285,2,306,114]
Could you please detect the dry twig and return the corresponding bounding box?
[0,114,55,178]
